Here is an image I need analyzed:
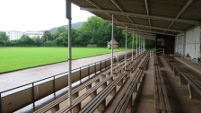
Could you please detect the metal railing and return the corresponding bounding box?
[0,58,111,113]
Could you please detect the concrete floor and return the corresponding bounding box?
[134,55,201,113]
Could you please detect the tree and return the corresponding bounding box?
[18,35,34,46]
[78,16,105,45]
[55,31,68,46]
[0,32,9,46]
[41,30,53,42]
[32,36,42,46]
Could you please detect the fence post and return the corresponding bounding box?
[88,65,90,79]
[80,67,82,84]
[0,93,2,113]
[105,59,106,70]
[100,61,102,72]
[53,76,56,98]
[32,83,35,109]
[95,63,96,75]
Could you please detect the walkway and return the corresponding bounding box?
[0,51,128,92]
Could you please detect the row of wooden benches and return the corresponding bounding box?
[104,52,149,113]
[33,60,127,113]
[56,56,144,113]
[65,53,147,113]
[163,56,201,100]
[154,55,172,113]
[139,51,150,70]
[33,52,147,113]
[108,69,145,113]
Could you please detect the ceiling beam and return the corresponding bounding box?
[128,31,155,36]
[144,0,152,30]
[128,33,155,40]
[164,0,194,32]
[86,0,120,23]
[128,28,176,36]
[111,0,138,29]
[117,26,176,36]
[107,20,183,32]
[117,26,155,35]
[80,7,200,25]
[86,0,101,9]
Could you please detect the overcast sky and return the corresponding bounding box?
[0,0,93,31]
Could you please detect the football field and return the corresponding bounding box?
[0,47,124,73]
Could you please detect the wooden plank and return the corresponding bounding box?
[79,73,127,113]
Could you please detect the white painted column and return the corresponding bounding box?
[66,0,72,110]
[139,35,141,55]
[111,14,114,76]
[125,27,128,69]
[132,30,134,60]
[142,37,144,52]
[143,38,145,52]
[144,38,145,52]
[136,33,138,57]
[140,37,143,54]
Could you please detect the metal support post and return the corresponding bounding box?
[125,27,128,69]
[143,38,145,52]
[111,14,114,76]
[132,30,134,60]
[32,83,35,109]
[66,0,72,110]
[136,33,138,57]
[141,37,143,53]
[0,93,2,113]
[139,35,141,55]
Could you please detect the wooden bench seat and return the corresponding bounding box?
[33,61,127,113]
[125,59,141,75]
[113,60,132,76]
[33,67,115,113]
[154,55,159,66]
[169,63,201,100]
[109,70,145,113]
[180,72,201,99]
[154,66,172,113]
[78,73,128,113]
[139,53,150,70]
[56,74,115,113]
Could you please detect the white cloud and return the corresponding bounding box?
[0,0,93,31]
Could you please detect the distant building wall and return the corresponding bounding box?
[5,31,23,40]
[185,26,200,59]
[3,31,43,40]
[175,26,201,60]
[175,33,184,56]
[25,31,43,38]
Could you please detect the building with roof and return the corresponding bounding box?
[25,31,43,38]
[107,38,119,49]
[3,31,43,40]
[4,31,24,40]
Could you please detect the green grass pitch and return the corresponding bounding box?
[0,47,124,73]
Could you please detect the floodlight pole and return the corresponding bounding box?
[66,0,72,111]
[111,14,114,77]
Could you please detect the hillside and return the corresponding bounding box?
[49,22,84,32]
